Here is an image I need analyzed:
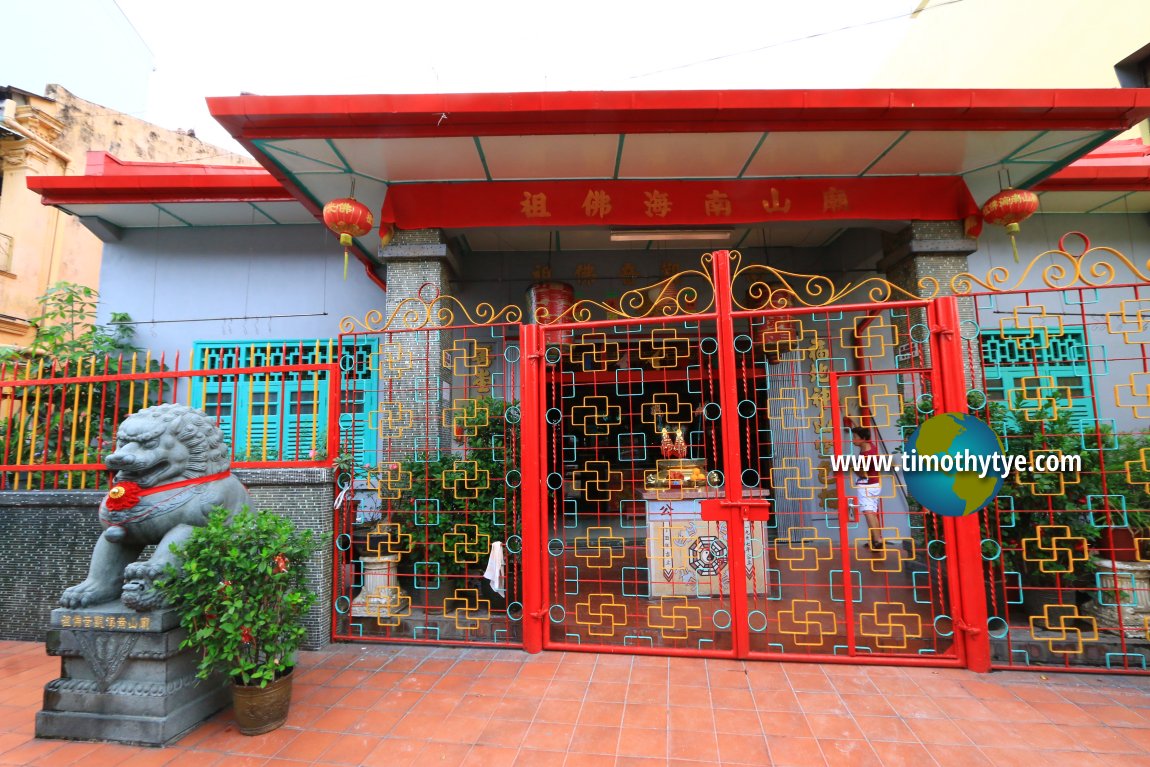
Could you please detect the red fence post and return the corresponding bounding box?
[931,296,992,672]
[519,323,545,654]
[708,249,752,658]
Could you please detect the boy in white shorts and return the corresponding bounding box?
[851,427,883,549]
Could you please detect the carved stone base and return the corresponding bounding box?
[35,602,230,746]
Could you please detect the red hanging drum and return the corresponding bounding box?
[527,282,574,324]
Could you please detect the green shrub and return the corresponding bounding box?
[156,508,323,687]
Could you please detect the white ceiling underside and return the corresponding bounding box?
[56,127,1147,256]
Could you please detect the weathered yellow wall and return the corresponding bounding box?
[0,86,256,352]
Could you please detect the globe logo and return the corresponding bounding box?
[902,413,1007,517]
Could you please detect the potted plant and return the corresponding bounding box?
[156,507,322,735]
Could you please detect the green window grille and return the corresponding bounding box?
[980,326,1097,428]
[192,338,378,461]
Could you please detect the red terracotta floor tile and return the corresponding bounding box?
[856,715,918,743]
[765,735,826,767]
[807,712,866,740]
[477,719,531,748]
[523,721,575,752]
[563,753,614,767]
[615,728,668,759]
[317,734,384,765]
[567,724,619,755]
[513,748,566,766]
[9,641,1150,767]
[621,703,667,729]
[415,741,472,767]
[797,691,850,715]
[868,740,939,767]
[759,711,814,738]
[579,701,625,727]
[464,744,519,767]
[904,716,971,745]
[668,728,719,761]
[819,738,883,767]
[929,744,995,767]
[711,707,762,734]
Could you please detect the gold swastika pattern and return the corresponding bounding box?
[367,464,413,500]
[761,318,815,357]
[1022,525,1089,574]
[571,461,624,502]
[575,593,628,637]
[442,337,492,377]
[1006,376,1074,422]
[1016,449,1080,496]
[859,602,923,650]
[840,315,899,359]
[776,599,837,647]
[574,526,624,569]
[772,528,833,571]
[1029,604,1098,654]
[440,460,491,501]
[1000,305,1065,350]
[842,383,904,428]
[647,596,703,640]
[370,401,414,439]
[1106,299,1150,343]
[443,589,492,631]
[367,586,411,628]
[442,399,490,438]
[640,392,695,427]
[375,342,413,378]
[854,529,914,572]
[769,387,817,430]
[1126,448,1150,492]
[566,332,622,372]
[364,523,413,557]
[637,328,692,369]
[441,524,491,565]
[769,456,828,500]
[570,395,622,436]
[1116,372,1150,419]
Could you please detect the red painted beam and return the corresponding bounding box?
[380,176,980,229]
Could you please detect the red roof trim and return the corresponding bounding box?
[208,89,1150,140]
[1037,139,1150,192]
[27,172,294,205]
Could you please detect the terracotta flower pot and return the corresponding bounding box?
[232,669,293,735]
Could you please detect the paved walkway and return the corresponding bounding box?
[3,640,1150,766]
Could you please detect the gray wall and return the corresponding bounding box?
[96,224,386,361]
[0,469,333,648]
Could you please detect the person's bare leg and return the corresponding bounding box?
[864,512,882,547]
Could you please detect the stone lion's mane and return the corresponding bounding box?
[135,403,231,479]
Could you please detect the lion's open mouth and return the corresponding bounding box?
[116,460,173,487]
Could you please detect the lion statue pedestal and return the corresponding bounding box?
[37,404,250,746]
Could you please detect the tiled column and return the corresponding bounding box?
[377,230,458,459]
[879,221,981,395]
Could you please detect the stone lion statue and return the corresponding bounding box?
[61,403,251,611]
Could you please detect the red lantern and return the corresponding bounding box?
[322,198,373,279]
[981,188,1039,263]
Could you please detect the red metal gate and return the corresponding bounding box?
[531,251,977,666]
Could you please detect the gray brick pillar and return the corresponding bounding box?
[879,221,981,398]
[377,230,459,460]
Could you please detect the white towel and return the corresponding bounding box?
[483,541,506,596]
